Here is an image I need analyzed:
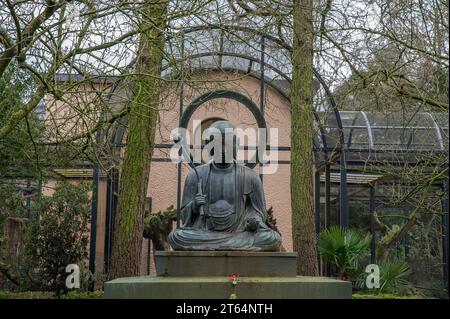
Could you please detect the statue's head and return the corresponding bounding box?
[205,120,237,165]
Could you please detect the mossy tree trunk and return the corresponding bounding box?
[108,0,168,280]
[290,0,319,276]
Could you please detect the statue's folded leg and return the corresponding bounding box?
[169,228,239,250]
[253,228,282,251]
[169,227,282,251]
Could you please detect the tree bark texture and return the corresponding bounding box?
[108,0,168,279]
[290,0,319,276]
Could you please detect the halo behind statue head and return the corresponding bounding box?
[180,90,267,169]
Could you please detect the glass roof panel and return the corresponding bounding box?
[314,111,448,153]
[364,112,445,151]
[221,56,251,72]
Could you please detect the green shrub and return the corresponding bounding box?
[0,291,55,299]
[59,290,103,299]
[0,290,103,299]
[352,293,419,299]
[24,182,91,293]
[317,226,371,279]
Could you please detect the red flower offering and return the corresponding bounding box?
[229,274,239,285]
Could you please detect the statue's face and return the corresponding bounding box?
[206,121,237,164]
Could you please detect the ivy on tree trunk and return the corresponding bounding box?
[108,0,168,280]
[290,0,319,276]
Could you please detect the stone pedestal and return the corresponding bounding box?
[104,275,351,299]
[103,251,352,299]
[155,251,297,277]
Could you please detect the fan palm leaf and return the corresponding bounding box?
[318,226,371,277]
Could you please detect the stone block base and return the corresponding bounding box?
[155,251,297,277]
[103,276,352,299]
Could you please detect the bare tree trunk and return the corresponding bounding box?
[108,0,168,280]
[290,0,318,276]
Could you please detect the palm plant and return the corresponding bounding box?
[356,260,411,294]
[317,226,372,280]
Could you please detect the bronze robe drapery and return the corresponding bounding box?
[169,161,281,251]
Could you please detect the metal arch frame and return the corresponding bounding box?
[172,26,346,123]
[161,52,330,160]
[360,111,374,149]
[172,63,331,160]
[167,25,346,156]
[178,89,267,170]
[346,111,374,150]
[427,113,445,151]
[163,51,291,83]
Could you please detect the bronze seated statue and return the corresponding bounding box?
[169,121,282,251]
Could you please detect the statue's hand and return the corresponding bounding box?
[193,194,207,213]
[244,217,259,232]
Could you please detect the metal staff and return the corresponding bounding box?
[172,133,208,228]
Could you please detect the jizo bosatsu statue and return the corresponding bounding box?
[169,121,282,251]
